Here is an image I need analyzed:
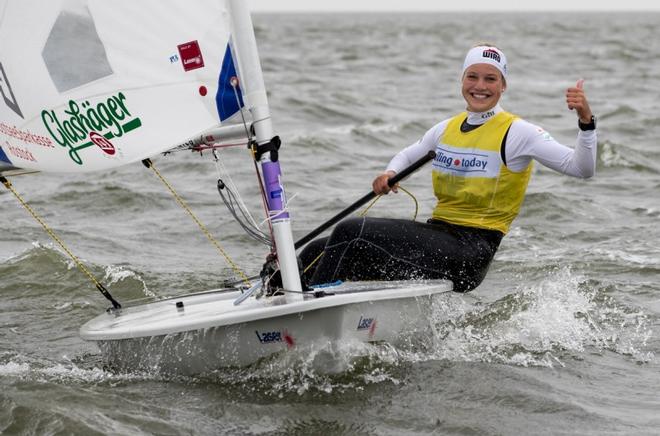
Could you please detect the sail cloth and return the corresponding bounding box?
[0,0,247,173]
[217,41,244,122]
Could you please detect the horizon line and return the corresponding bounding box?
[251,8,660,13]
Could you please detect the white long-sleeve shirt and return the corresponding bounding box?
[386,105,597,178]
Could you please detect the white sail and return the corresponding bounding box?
[1,1,453,372]
[0,0,303,292]
[0,0,247,173]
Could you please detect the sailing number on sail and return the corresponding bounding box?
[41,92,142,165]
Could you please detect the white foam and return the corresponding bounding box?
[103,264,155,298]
[193,339,405,396]
[426,267,656,367]
[593,248,659,267]
[600,141,636,168]
[0,354,168,385]
[356,122,400,134]
[0,361,31,377]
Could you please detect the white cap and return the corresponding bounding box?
[462,46,508,79]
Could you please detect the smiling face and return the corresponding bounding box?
[461,63,506,113]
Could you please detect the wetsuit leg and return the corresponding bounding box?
[298,236,328,285]
[306,217,502,292]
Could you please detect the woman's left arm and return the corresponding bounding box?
[505,121,597,178]
[505,80,597,178]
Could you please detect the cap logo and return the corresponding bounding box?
[482,49,501,63]
[463,46,508,78]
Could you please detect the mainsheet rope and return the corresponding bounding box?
[359,186,419,220]
[301,186,420,274]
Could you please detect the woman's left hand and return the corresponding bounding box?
[566,79,593,123]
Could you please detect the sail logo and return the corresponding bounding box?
[178,40,205,72]
[41,92,142,165]
[0,123,53,148]
[89,132,115,155]
[433,145,501,178]
[5,143,36,162]
[0,62,23,118]
[183,56,203,67]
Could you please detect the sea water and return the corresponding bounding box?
[1,12,659,435]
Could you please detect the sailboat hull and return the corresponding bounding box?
[80,280,452,374]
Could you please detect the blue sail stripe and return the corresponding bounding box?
[0,146,12,164]
[216,42,244,121]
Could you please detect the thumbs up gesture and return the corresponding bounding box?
[566,79,593,124]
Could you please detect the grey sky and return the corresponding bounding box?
[249,0,659,12]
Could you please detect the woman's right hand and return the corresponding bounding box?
[372,170,398,195]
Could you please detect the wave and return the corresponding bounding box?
[0,243,153,303]
[52,183,162,210]
[0,340,406,400]
[517,191,579,222]
[633,206,660,218]
[7,267,647,399]
[599,140,660,173]
[601,104,639,119]
[426,267,656,368]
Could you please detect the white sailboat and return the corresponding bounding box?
[0,0,451,373]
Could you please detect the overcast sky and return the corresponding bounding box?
[249,0,659,12]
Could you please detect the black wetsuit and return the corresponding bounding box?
[299,216,503,293]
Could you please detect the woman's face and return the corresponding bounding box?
[461,64,506,112]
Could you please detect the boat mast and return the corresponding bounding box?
[227,0,303,294]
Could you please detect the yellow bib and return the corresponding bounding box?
[431,111,533,234]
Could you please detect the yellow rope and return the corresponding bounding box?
[1,177,120,308]
[359,194,382,217]
[359,185,419,220]
[398,186,419,220]
[143,160,251,287]
[304,185,420,276]
[302,250,324,274]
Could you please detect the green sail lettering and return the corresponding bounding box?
[40,93,142,165]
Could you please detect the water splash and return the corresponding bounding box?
[425,267,656,367]
[102,264,155,298]
[7,266,652,398]
[0,352,171,386]
[194,339,407,397]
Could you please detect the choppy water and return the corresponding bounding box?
[2,12,660,435]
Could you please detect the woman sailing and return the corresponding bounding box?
[300,44,597,292]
